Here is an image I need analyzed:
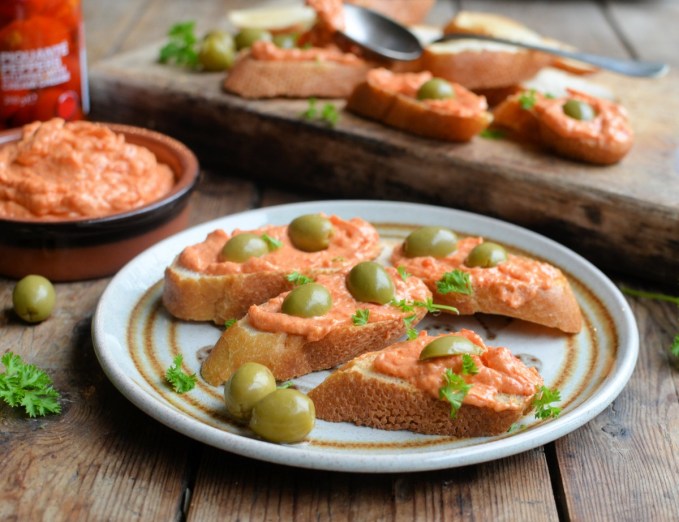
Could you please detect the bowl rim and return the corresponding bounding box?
[0,121,200,228]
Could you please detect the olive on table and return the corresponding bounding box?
[403,226,457,258]
[287,214,334,252]
[272,32,298,49]
[234,27,273,50]
[562,99,596,121]
[198,30,235,71]
[12,275,55,323]
[419,335,483,360]
[281,283,333,317]
[249,388,316,443]
[224,362,277,421]
[464,241,507,268]
[346,261,395,305]
[220,233,269,262]
[417,78,456,100]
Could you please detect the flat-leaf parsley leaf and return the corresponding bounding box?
[533,385,561,419]
[436,269,472,295]
[158,21,199,67]
[0,352,61,417]
[461,353,479,375]
[352,309,370,326]
[287,271,314,286]
[439,369,472,418]
[166,354,197,394]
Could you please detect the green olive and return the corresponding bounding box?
[562,99,596,121]
[234,27,273,50]
[272,32,298,49]
[403,226,457,258]
[287,214,334,252]
[249,388,315,443]
[223,362,277,421]
[346,261,395,305]
[419,335,484,360]
[464,241,507,268]
[416,78,456,100]
[281,283,332,317]
[198,30,236,71]
[220,233,269,262]
[12,275,55,323]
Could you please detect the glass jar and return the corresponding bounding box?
[0,0,89,129]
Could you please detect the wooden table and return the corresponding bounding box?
[2,1,678,520]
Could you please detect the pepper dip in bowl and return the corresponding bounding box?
[0,118,199,281]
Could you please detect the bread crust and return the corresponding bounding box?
[346,69,492,142]
[309,349,536,437]
[223,53,373,99]
[433,274,582,334]
[201,305,428,384]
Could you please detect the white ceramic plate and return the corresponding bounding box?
[92,200,638,473]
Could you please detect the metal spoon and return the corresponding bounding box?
[340,4,669,78]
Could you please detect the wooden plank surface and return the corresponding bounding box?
[2,1,678,521]
[86,3,679,285]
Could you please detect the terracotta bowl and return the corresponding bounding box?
[0,123,199,281]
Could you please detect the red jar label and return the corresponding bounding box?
[0,0,89,128]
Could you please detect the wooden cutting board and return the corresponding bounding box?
[88,44,679,286]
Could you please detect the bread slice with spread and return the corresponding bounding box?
[346,68,492,142]
[201,263,431,384]
[163,214,381,324]
[308,329,544,437]
[390,227,582,333]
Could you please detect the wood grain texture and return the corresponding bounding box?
[2,1,677,520]
[187,446,559,521]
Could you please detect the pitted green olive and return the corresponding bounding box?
[224,362,277,421]
[272,32,298,49]
[419,335,484,360]
[287,214,334,252]
[464,241,507,268]
[562,99,595,121]
[234,27,272,50]
[12,274,55,323]
[249,388,316,443]
[346,261,395,305]
[416,78,455,100]
[281,283,332,317]
[220,233,269,262]
[198,30,235,71]
[403,226,457,258]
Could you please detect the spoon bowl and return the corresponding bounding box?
[340,4,423,61]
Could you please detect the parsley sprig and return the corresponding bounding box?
[224,318,236,329]
[301,98,340,127]
[262,233,282,251]
[159,21,199,67]
[439,369,472,418]
[166,355,197,394]
[533,385,561,419]
[436,270,473,295]
[352,309,370,326]
[287,271,314,286]
[0,352,61,417]
[519,89,537,110]
[461,353,479,375]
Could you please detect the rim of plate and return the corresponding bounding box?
[92,200,639,473]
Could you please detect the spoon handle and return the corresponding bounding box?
[434,33,669,78]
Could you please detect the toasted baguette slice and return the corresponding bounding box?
[391,236,582,333]
[223,41,373,99]
[346,68,492,142]
[493,87,632,165]
[309,330,543,437]
[163,215,381,324]
[201,268,431,384]
[420,11,552,90]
